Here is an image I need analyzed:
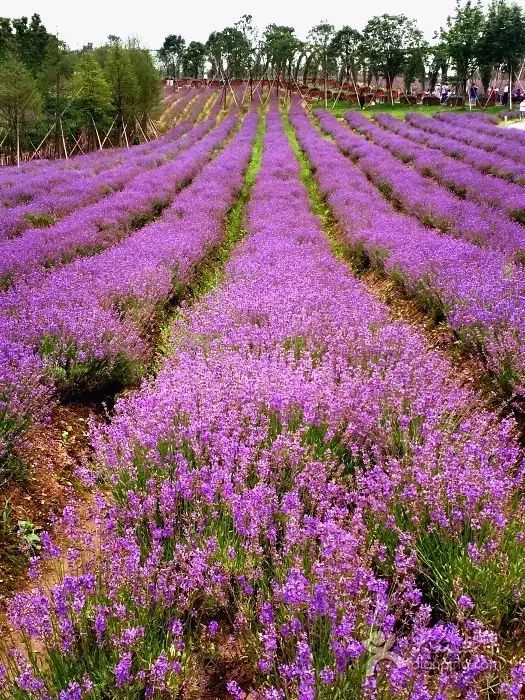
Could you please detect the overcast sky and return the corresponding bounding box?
[3,0,464,49]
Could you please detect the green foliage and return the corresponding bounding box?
[24,212,57,228]
[69,51,112,140]
[0,53,41,163]
[182,41,206,78]
[0,13,53,72]
[330,26,362,83]
[262,24,301,80]
[128,43,162,122]
[159,33,186,77]
[206,27,251,79]
[38,333,142,396]
[308,22,336,103]
[441,0,486,92]
[0,401,30,484]
[477,0,525,99]
[361,14,425,93]
[39,39,76,139]
[104,41,139,137]
[427,42,450,91]
[17,520,41,553]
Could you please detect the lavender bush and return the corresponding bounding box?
[397,112,525,186]
[0,117,230,290]
[2,102,524,700]
[294,101,525,400]
[434,112,525,165]
[0,89,215,240]
[360,112,525,223]
[340,110,525,260]
[0,111,257,477]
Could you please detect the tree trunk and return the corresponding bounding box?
[16,118,20,167]
[302,55,312,85]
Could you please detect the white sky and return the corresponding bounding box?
[3,0,466,50]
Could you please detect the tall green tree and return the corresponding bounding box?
[105,41,139,143]
[69,52,112,150]
[0,54,42,164]
[441,0,485,95]
[128,42,162,133]
[361,14,424,100]
[330,26,362,86]
[206,27,250,80]
[403,40,429,93]
[262,24,301,83]
[159,34,185,77]
[39,38,75,157]
[427,41,450,92]
[182,41,206,78]
[12,14,52,74]
[235,15,257,98]
[477,0,525,106]
[0,18,14,60]
[307,22,336,106]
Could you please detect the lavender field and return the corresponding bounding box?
[1,87,525,699]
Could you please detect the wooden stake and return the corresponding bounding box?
[16,119,20,167]
[136,119,149,142]
[100,117,117,149]
[90,113,103,150]
[60,117,68,159]
[68,130,85,155]
[122,117,130,148]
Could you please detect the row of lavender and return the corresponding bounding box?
[0,89,217,240]
[0,85,198,187]
[301,105,525,401]
[3,104,524,699]
[159,86,201,126]
[0,105,224,289]
[435,111,525,162]
[347,111,525,226]
[382,112,525,186]
[0,109,258,477]
[337,111,525,260]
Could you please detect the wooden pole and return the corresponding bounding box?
[122,117,130,149]
[324,46,328,110]
[100,117,118,148]
[136,119,149,142]
[29,121,58,161]
[60,118,68,159]
[148,117,160,139]
[16,119,20,167]
[224,72,240,110]
[68,130,85,155]
[90,113,103,150]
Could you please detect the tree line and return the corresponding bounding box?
[160,0,525,99]
[0,15,162,164]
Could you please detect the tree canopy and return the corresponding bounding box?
[0,14,162,163]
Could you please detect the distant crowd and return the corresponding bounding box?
[431,82,524,105]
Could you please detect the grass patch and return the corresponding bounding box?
[314,99,509,120]
[281,109,354,269]
[23,212,57,228]
[154,112,266,366]
[187,116,265,301]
